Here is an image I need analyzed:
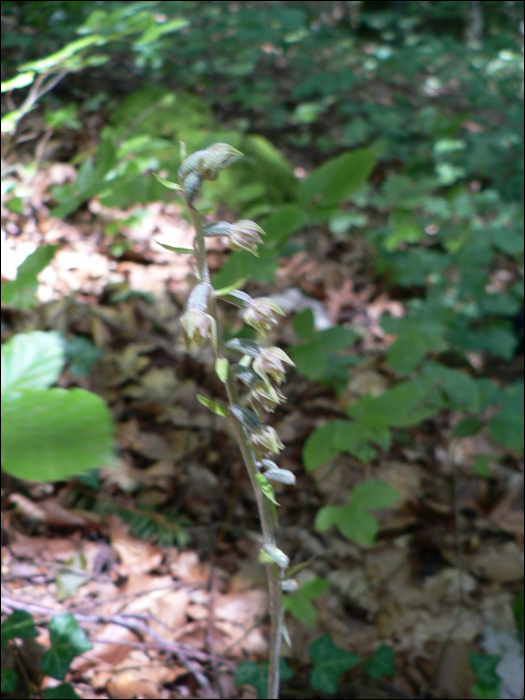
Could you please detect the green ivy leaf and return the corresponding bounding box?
[41,613,93,681]
[364,644,395,680]
[283,578,330,626]
[1,610,38,649]
[470,652,501,693]
[309,634,360,694]
[234,659,294,699]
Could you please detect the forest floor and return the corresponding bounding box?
[1,94,524,700]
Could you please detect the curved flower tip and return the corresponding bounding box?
[229,220,265,256]
[181,309,218,351]
[253,346,294,384]
[248,380,286,416]
[243,297,285,334]
[179,143,243,184]
[250,425,285,458]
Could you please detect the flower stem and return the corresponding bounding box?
[183,195,283,698]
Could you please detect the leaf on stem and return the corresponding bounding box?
[151,171,182,190]
[215,357,229,382]
[155,240,194,255]
[255,472,279,505]
[197,394,228,416]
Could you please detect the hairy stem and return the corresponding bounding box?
[184,196,283,698]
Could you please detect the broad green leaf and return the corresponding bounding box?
[196,395,228,416]
[299,149,376,207]
[324,501,379,547]
[42,682,81,699]
[1,610,38,649]
[151,171,182,190]
[386,331,432,373]
[1,388,114,482]
[302,421,343,471]
[350,479,399,510]
[283,578,330,626]
[260,204,308,249]
[488,381,524,452]
[309,634,360,694]
[1,245,58,309]
[293,308,316,341]
[41,614,93,681]
[1,331,64,396]
[1,669,18,693]
[155,241,194,255]
[453,416,483,438]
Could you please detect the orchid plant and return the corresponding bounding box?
[153,143,295,699]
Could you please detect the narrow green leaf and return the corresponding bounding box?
[155,240,194,255]
[215,357,229,382]
[255,472,279,505]
[1,72,35,92]
[213,276,250,296]
[151,171,182,190]
[196,394,228,416]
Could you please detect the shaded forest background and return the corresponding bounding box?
[1,2,524,699]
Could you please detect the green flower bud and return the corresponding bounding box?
[243,298,285,334]
[181,309,218,351]
[179,143,242,184]
[248,380,286,416]
[229,220,265,256]
[182,171,203,205]
[250,425,285,458]
[252,347,294,385]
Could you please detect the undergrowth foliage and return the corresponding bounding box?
[155,142,296,700]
